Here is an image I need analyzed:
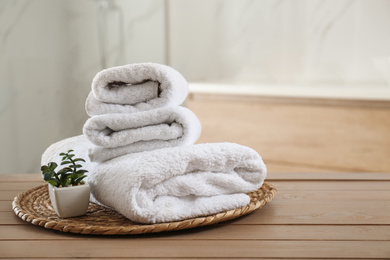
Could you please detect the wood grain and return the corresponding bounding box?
[3,189,389,225]
[1,224,389,241]
[1,240,389,258]
[0,174,42,181]
[2,174,389,259]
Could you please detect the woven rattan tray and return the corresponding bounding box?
[12,182,276,235]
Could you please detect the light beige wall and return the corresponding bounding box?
[0,0,166,173]
[168,0,390,86]
[0,1,69,174]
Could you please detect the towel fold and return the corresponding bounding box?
[83,106,201,162]
[85,63,188,116]
[41,135,267,224]
[91,143,267,224]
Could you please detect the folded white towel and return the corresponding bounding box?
[83,106,201,162]
[91,142,267,224]
[85,63,188,116]
[41,135,267,224]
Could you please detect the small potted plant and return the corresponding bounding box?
[41,149,90,218]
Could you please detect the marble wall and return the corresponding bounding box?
[1,0,389,174]
[168,0,390,86]
[0,0,165,174]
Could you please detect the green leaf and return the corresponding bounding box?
[76,169,88,174]
[40,165,48,172]
[77,172,86,178]
[47,179,59,187]
[48,162,57,171]
[59,153,66,156]
[61,160,72,165]
[60,175,70,187]
[43,171,54,181]
[68,173,79,179]
[73,158,86,163]
[59,170,70,177]
[57,167,72,175]
[74,175,87,185]
[67,149,74,153]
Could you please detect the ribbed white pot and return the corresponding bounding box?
[48,183,90,218]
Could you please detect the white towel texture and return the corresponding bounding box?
[41,62,268,224]
[41,135,267,224]
[85,63,188,116]
[83,106,201,162]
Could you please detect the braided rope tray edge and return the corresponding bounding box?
[12,182,276,235]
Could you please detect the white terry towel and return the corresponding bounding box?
[85,63,188,116]
[83,106,202,162]
[89,142,267,224]
[41,135,267,224]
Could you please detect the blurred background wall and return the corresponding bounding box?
[1,0,389,174]
[0,0,165,173]
[169,0,390,85]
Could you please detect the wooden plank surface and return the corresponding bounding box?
[0,259,384,260]
[0,174,42,182]
[1,240,389,258]
[2,200,389,225]
[1,224,389,241]
[1,174,389,259]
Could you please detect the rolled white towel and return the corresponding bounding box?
[41,135,267,224]
[85,63,188,116]
[89,142,267,224]
[83,106,202,162]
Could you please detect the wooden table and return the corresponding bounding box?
[1,173,389,259]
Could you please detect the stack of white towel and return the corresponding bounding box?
[42,63,267,224]
[83,63,202,162]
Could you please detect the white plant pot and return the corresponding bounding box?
[48,183,90,218]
